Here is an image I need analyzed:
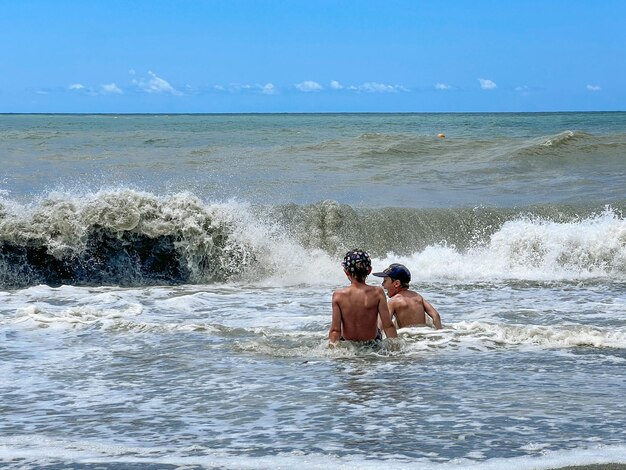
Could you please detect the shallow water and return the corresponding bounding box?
[1,113,625,468]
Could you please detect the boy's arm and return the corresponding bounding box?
[377,288,398,338]
[329,292,343,344]
[377,299,396,330]
[424,299,442,329]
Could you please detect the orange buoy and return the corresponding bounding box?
[437,133,446,139]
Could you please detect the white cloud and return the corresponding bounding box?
[360,82,393,93]
[358,82,407,93]
[212,83,278,95]
[261,83,277,95]
[435,83,451,90]
[586,84,601,91]
[101,83,123,95]
[225,83,252,93]
[133,71,182,96]
[515,85,533,96]
[312,81,409,93]
[295,81,323,92]
[478,78,497,90]
[68,83,98,95]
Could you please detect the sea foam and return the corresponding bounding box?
[378,207,626,282]
[1,190,624,287]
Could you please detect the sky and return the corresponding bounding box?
[1,0,625,113]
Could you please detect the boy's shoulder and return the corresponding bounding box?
[332,286,350,296]
[333,283,383,296]
[332,285,357,299]
[391,289,420,302]
[365,284,386,299]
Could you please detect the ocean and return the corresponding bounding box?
[0,112,625,469]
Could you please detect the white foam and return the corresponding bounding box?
[13,302,142,328]
[375,207,626,282]
[450,321,626,349]
[3,190,624,286]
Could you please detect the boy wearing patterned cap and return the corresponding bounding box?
[329,249,398,344]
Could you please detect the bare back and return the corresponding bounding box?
[330,283,393,341]
[389,289,442,329]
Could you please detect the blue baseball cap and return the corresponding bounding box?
[372,263,411,284]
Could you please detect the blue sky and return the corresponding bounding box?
[1,0,624,113]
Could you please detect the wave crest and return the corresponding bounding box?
[512,130,626,159]
[0,190,253,287]
[1,190,625,287]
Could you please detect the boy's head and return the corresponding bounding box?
[372,263,411,288]
[341,249,372,282]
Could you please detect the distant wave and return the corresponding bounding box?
[511,130,626,159]
[279,129,626,164]
[1,190,625,287]
[283,132,468,159]
[540,130,587,146]
[143,137,168,145]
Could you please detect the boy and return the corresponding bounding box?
[329,249,398,344]
[372,263,442,330]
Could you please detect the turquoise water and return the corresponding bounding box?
[1,112,625,206]
[0,113,625,469]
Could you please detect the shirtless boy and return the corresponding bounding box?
[372,264,442,330]
[329,249,398,344]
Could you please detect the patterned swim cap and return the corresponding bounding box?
[341,249,372,273]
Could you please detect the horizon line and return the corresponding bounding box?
[1,110,624,116]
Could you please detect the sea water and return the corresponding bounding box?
[0,113,625,469]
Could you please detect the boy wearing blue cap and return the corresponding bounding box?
[372,263,442,330]
[329,249,398,344]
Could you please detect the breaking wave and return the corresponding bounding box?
[0,190,624,287]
